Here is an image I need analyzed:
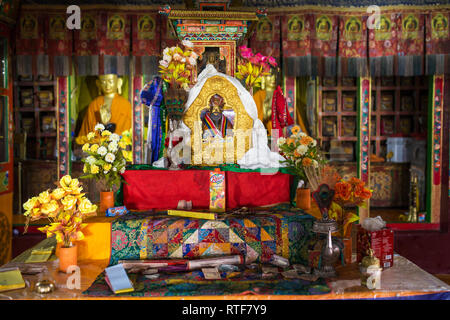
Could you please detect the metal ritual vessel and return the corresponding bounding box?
[312,184,341,278]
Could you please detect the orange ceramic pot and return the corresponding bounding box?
[296,188,311,210]
[100,191,115,213]
[58,244,77,273]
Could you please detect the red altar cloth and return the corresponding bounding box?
[122,169,293,210]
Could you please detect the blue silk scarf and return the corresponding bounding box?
[140,77,164,163]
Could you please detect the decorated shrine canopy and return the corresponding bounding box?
[14,2,450,77]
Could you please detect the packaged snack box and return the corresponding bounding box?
[209,169,225,213]
[357,225,394,269]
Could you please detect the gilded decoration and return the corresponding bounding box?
[402,14,419,39]
[183,76,253,165]
[432,13,449,39]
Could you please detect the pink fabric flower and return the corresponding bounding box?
[267,56,277,67]
[239,46,253,59]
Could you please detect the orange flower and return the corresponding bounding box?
[302,157,312,167]
[286,138,296,147]
[291,125,300,135]
[361,188,372,200]
[354,183,364,198]
[335,181,352,201]
[294,150,301,157]
[300,136,313,146]
[349,177,365,187]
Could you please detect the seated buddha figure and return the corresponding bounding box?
[253,73,276,136]
[76,74,131,144]
[201,94,233,139]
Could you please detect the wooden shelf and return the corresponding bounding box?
[14,77,57,160]
[16,81,55,86]
[17,106,56,112]
[317,77,358,162]
[370,76,429,157]
[319,112,357,116]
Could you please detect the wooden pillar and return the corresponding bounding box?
[132,76,143,164]
[357,77,371,222]
[57,77,70,179]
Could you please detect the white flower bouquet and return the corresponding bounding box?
[80,123,133,191]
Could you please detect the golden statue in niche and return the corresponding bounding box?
[197,47,227,75]
[253,73,276,136]
[75,74,132,144]
[183,75,253,165]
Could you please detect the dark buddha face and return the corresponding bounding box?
[209,94,225,122]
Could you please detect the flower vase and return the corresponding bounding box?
[58,244,77,273]
[100,191,114,213]
[296,188,311,210]
[165,87,187,120]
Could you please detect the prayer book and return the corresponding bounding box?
[104,264,134,294]
[0,268,26,292]
[167,209,218,220]
[25,246,54,263]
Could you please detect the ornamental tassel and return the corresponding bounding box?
[37,54,49,77]
[370,56,394,77]
[140,56,159,76]
[53,55,71,77]
[426,53,450,75]
[103,55,130,76]
[284,56,313,77]
[339,57,368,77]
[16,55,33,76]
[398,55,423,76]
[76,55,99,76]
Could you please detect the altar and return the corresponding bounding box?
[2,233,449,300]
[1,0,449,305]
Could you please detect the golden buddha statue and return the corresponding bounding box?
[253,73,276,135]
[76,74,132,144]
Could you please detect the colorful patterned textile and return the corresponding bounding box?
[397,13,425,76]
[426,11,450,75]
[109,209,314,266]
[74,10,131,75]
[282,13,339,77]
[131,13,160,76]
[249,15,281,61]
[338,14,368,77]
[83,266,331,297]
[16,10,46,76]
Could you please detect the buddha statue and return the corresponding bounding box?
[253,73,276,136]
[76,74,132,144]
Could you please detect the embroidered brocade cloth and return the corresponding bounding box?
[83,267,331,297]
[109,209,314,266]
[84,208,331,297]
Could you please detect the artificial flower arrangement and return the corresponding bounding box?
[277,125,325,182]
[23,175,98,248]
[235,45,278,91]
[329,176,373,237]
[158,39,199,90]
[80,123,133,191]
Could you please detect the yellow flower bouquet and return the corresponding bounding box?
[158,40,199,90]
[23,175,98,248]
[80,123,133,191]
[277,125,325,182]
